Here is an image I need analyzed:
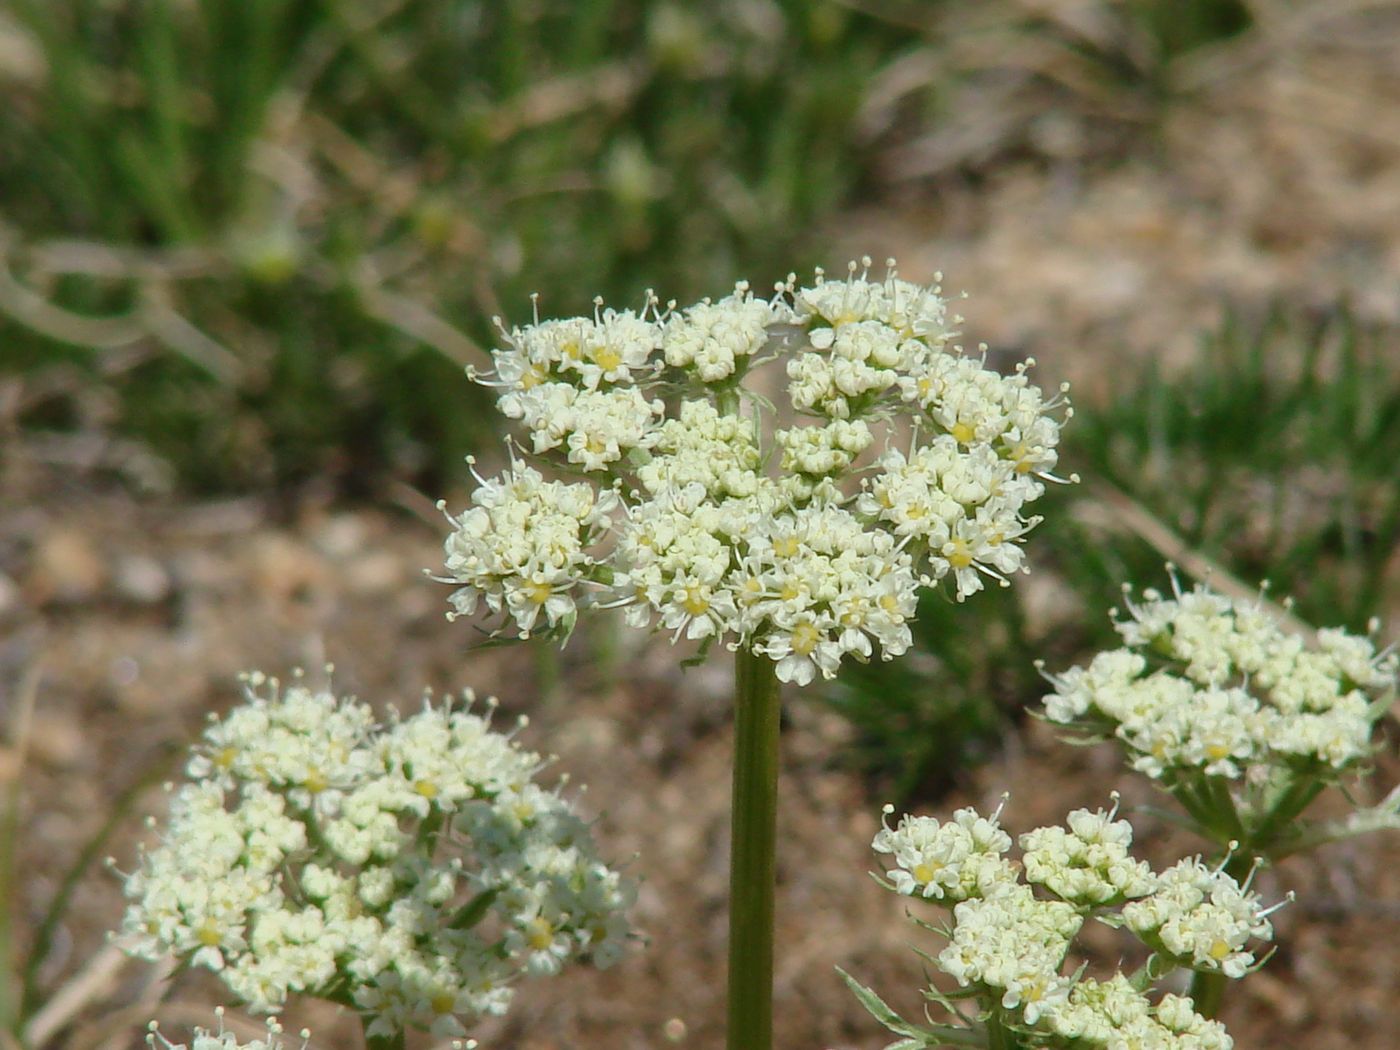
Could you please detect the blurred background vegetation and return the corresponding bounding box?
[2,0,1269,493]
[3,0,1398,803]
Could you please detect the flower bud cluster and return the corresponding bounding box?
[445,259,1073,685]
[1042,574,1397,787]
[119,673,632,1040]
[1019,804,1156,906]
[867,797,1272,1048]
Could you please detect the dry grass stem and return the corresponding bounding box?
[1077,481,1316,639]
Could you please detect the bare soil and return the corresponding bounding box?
[5,429,1400,1050]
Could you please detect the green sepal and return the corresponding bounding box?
[448,887,501,930]
[680,634,716,668]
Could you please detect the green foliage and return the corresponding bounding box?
[823,308,1400,805]
[1075,307,1400,631]
[1,0,911,491]
[1,0,1274,492]
[827,583,1057,805]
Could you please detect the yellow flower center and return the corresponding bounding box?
[912,861,940,883]
[951,422,975,444]
[196,921,223,947]
[946,541,973,570]
[682,586,710,616]
[791,622,821,656]
[593,345,622,372]
[527,580,554,605]
[527,918,555,951]
[431,993,456,1015]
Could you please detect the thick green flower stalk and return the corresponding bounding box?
[117,673,632,1045]
[848,795,1282,1050]
[439,258,1073,1049]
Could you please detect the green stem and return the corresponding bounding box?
[22,745,177,1016]
[1252,778,1326,852]
[715,384,741,416]
[363,1021,404,1050]
[727,647,782,1050]
[1188,970,1227,1021]
[986,1008,1020,1050]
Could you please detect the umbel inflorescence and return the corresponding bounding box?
[855,796,1286,1049]
[439,259,1073,685]
[118,672,632,1039]
[1040,573,1399,856]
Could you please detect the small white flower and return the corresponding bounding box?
[146,1010,326,1050]
[440,458,617,638]
[872,802,1015,902]
[936,883,1082,1016]
[663,282,784,382]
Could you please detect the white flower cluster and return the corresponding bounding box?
[444,259,1073,685]
[1048,976,1232,1050]
[662,282,781,382]
[869,797,1273,1048]
[442,460,619,637]
[1122,858,1277,979]
[871,801,1014,901]
[119,673,632,1040]
[1019,801,1156,906]
[938,883,1083,1024]
[1042,576,1398,781]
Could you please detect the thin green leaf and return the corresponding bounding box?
[836,967,928,1039]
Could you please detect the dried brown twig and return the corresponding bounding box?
[1075,480,1316,639]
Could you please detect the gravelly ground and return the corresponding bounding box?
[5,439,1399,1050]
